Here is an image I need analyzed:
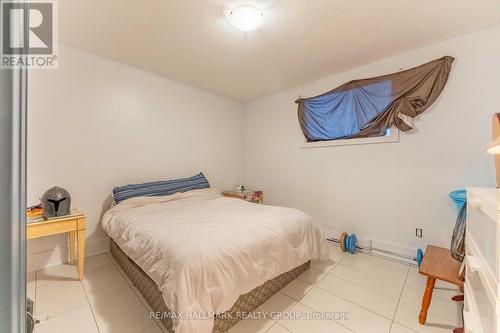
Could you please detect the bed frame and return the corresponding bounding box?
[110,240,310,332]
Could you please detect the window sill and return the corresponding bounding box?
[301,128,399,149]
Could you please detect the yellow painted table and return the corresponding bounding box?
[27,210,86,280]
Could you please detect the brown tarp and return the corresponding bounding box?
[296,56,455,141]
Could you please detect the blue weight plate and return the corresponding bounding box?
[416,248,424,266]
[347,234,357,254]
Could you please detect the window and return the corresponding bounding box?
[301,126,399,148]
[296,56,454,148]
[300,80,393,141]
[298,80,398,148]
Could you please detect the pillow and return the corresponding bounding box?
[113,172,210,203]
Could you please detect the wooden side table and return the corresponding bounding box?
[418,245,464,325]
[222,190,263,204]
[27,210,86,280]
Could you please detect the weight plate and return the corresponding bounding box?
[340,232,348,252]
[416,249,424,267]
[347,234,357,254]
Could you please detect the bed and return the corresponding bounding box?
[102,188,327,333]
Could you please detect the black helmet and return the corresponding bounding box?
[42,186,71,218]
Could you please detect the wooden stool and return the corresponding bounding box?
[418,245,464,325]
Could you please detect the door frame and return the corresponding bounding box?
[0,0,29,331]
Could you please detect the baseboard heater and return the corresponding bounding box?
[327,237,418,265]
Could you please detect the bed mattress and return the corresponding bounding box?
[110,240,310,332]
[102,188,327,333]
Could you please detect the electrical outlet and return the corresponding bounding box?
[416,228,423,238]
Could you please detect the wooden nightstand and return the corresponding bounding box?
[27,210,86,280]
[222,190,263,204]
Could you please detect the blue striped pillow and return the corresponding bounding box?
[113,172,210,203]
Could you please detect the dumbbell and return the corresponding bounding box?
[416,248,424,267]
[339,232,357,254]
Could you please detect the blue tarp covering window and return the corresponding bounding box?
[296,56,455,142]
[302,80,392,141]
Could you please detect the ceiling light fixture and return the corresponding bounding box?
[230,5,263,32]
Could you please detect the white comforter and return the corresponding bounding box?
[102,188,328,333]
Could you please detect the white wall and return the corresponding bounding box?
[27,46,244,272]
[243,25,500,255]
[28,25,500,271]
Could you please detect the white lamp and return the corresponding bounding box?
[487,136,500,155]
[488,113,500,188]
[230,5,263,32]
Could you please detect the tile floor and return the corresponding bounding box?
[28,244,463,333]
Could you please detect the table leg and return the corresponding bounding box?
[77,229,85,280]
[68,231,75,264]
[419,277,436,324]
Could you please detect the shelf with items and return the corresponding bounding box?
[222,190,263,204]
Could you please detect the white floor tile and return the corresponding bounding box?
[140,324,164,333]
[83,265,129,303]
[277,303,352,333]
[300,286,392,333]
[228,316,276,333]
[257,292,296,320]
[36,279,88,317]
[390,322,418,333]
[398,286,462,325]
[330,264,406,299]
[280,278,314,300]
[297,267,327,285]
[111,259,136,287]
[340,253,409,283]
[27,271,36,291]
[106,252,120,266]
[91,288,156,333]
[28,253,465,333]
[328,244,347,264]
[36,264,79,287]
[85,254,114,273]
[36,305,99,333]
[266,323,291,333]
[394,301,460,333]
[27,287,36,303]
[317,274,398,319]
[311,260,337,273]
[405,267,462,300]
[130,285,155,312]
[406,267,457,289]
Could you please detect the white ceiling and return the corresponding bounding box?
[59,0,500,102]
